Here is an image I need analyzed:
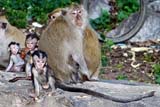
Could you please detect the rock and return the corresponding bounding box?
[87,0,111,19]
[0,71,160,107]
[106,0,160,42]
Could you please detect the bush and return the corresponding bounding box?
[90,0,139,35]
[101,38,114,67]
[152,63,160,84]
[0,0,80,28]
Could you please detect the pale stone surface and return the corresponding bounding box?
[0,71,160,107]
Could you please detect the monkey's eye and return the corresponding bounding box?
[37,60,40,63]
[78,10,81,14]
[51,15,55,19]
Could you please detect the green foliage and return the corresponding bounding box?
[143,53,153,62]
[100,69,105,75]
[90,0,139,34]
[116,74,128,80]
[115,63,124,69]
[117,0,139,22]
[152,63,160,84]
[90,9,111,32]
[101,38,114,67]
[0,0,80,28]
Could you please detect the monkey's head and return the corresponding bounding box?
[0,21,7,30]
[8,42,20,55]
[32,50,48,70]
[48,8,63,22]
[25,33,39,50]
[0,9,7,30]
[62,4,88,30]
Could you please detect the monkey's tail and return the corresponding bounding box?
[56,82,155,103]
[8,77,31,82]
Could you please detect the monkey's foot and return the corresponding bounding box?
[47,91,56,97]
[34,97,44,103]
[90,76,99,81]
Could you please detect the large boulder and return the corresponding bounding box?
[106,0,160,42]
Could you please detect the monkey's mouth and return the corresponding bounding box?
[76,20,83,27]
[0,22,7,30]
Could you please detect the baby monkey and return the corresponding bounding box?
[31,50,55,101]
[5,42,24,72]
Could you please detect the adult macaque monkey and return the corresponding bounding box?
[46,4,101,81]
[39,4,90,83]
[0,10,25,68]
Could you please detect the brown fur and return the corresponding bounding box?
[43,5,101,82]
[39,10,89,83]
[0,15,25,68]
[83,26,101,80]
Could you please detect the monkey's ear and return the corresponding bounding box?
[48,13,55,19]
[61,10,67,16]
[17,43,20,46]
[7,47,10,52]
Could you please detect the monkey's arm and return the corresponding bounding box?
[15,56,24,66]
[5,57,13,72]
[32,68,40,97]
[48,76,56,92]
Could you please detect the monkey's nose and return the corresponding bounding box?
[2,22,7,29]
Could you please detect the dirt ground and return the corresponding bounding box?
[99,41,160,84]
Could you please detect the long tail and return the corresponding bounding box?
[56,83,155,103]
[9,77,31,82]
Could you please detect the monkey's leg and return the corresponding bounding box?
[25,63,31,77]
[71,54,90,79]
[33,77,43,102]
[47,77,56,96]
[90,66,100,80]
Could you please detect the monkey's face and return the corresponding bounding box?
[0,15,8,30]
[66,5,87,29]
[10,44,19,55]
[0,21,7,30]
[33,55,47,70]
[26,38,38,50]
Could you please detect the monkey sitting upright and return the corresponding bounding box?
[21,33,39,77]
[5,42,25,72]
[39,4,91,83]
[45,4,101,82]
[0,12,25,68]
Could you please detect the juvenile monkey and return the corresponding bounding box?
[0,14,25,68]
[21,33,39,60]
[39,4,90,83]
[5,42,25,72]
[46,4,101,81]
[31,50,55,101]
[21,33,39,77]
